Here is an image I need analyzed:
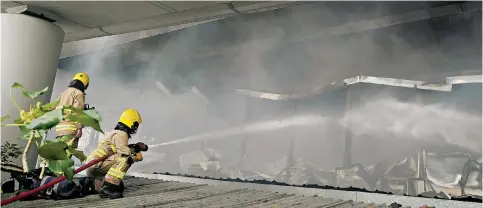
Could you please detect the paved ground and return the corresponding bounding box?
[2,176,401,208]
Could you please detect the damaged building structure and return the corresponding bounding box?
[146,75,482,200]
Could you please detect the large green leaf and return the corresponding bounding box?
[34,129,47,138]
[21,131,32,140]
[11,83,49,100]
[24,86,49,100]
[57,135,74,143]
[62,160,75,181]
[48,159,75,181]
[83,109,102,122]
[40,97,60,112]
[13,118,25,125]
[47,160,62,175]
[27,108,62,130]
[67,146,87,162]
[11,82,24,89]
[13,118,29,138]
[38,140,68,160]
[62,106,84,114]
[1,115,9,122]
[18,126,30,138]
[67,113,103,133]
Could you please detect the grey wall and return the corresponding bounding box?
[55,2,482,197]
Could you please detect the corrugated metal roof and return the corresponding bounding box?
[130,173,482,208]
[2,176,403,208]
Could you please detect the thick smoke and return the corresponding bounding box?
[342,95,482,153]
[56,2,481,195]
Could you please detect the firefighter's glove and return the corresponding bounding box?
[133,152,143,162]
[135,142,148,152]
[129,142,148,153]
[84,103,95,110]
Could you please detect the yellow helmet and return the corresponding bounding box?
[119,108,142,129]
[72,72,90,88]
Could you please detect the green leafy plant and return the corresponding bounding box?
[1,82,103,181]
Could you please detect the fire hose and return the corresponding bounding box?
[1,154,112,206]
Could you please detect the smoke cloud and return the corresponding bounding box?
[55,2,481,195]
[342,95,482,153]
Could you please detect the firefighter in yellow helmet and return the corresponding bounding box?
[85,108,145,199]
[55,72,90,148]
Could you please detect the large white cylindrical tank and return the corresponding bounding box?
[1,14,64,180]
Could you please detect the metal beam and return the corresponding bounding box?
[235,75,482,101]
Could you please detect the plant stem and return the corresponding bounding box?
[22,133,34,173]
[9,88,21,111]
[35,139,41,147]
[39,158,47,179]
[2,123,26,127]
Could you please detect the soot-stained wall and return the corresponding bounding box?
[54,2,481,197]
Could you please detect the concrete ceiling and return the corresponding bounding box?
[1,1,304,42]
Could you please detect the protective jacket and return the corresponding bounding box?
[86,130,141,189]
[55,87,85,137]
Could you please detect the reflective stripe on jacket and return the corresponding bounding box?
[86,130,130,163]
[55,87,85,137]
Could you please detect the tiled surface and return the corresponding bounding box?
[2,176,398,208]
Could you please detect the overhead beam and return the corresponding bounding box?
[60,18,219,58]
[146,1,178,13]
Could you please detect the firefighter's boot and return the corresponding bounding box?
[99,181,123,199]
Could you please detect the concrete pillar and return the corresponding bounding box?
[1,14,64,181]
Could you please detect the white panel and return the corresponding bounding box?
[54,18,90,33]
[1,14,64,181]
[16,1,304,42]
[232,1,301,13]
[0,0,23,9]
[287,9,433,43]
[101,3,235,34]
[61,18,220,55]
[20,1,169,28]
[158,1,224,11]
[428,4,463,18]
[64,28,110,42]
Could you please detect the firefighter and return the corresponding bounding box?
[85,108,144,199]
[55,72,90,149]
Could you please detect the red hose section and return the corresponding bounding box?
[1,154,111,206]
